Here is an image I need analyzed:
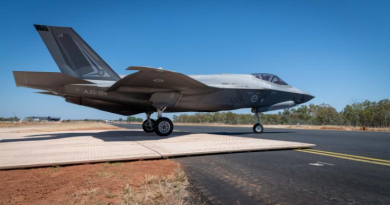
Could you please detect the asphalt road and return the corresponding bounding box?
[116,124,390,205]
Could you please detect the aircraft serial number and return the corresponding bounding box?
[84,90,108,96]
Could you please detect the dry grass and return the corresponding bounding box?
[96,171,115,178]
[71,167,190,205]
[120,168,190,205]
[0,122,123,133]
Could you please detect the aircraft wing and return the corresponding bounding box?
[107,66,208,92]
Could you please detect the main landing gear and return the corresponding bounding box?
[142,113,155,133]
[142,107,174,136]
[253,112,264,134]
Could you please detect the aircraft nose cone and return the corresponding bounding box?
[301,93,315,103]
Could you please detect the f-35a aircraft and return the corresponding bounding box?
[13,25,314,136]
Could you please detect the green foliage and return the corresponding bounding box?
[51,165,60,172]
[173,112,256,125]
[342,99,390,127]
[173,99,390,127]
[127,116,143,122]
[0,117,20,121]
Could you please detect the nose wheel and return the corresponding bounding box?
[253,123,264,133]
[253,111,264,134]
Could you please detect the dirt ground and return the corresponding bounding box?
[0,122,124,133]
[0,160,191,205]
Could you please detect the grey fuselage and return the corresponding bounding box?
[61,73,313,115]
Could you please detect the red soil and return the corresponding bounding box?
[0,160,178,205]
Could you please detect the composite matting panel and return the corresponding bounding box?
[0,129,315,169]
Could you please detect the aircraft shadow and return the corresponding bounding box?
[208,131,295,136]
[1,130,192,143]
[2,126,295,143]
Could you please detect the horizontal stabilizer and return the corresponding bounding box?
[13,71,93,91]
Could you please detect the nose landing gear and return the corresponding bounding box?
[253,112,264,134]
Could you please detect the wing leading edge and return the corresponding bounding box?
[107,66,209,93]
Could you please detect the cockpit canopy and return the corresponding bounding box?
[252,73,289,86]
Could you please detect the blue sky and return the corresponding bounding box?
[0,0,389,120]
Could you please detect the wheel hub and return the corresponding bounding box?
[145,121,154,130]
[159,121,170,133]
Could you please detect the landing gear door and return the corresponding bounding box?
[149,92,182,108]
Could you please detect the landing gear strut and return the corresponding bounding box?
[154,107,174,136]
[253,112,264,134]
[142,113,156,133]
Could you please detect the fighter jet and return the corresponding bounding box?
[13,25,314,136]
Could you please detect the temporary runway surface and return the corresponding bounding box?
[0,129,314,169]
[113,124,389,205]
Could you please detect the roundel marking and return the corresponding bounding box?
[98,70,105,76]
[251,95,258,103]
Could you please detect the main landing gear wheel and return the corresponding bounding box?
[154,117,174,136]
[253,123,264,133]
[142,119,156,133]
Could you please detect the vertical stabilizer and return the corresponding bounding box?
[34,24,120,81]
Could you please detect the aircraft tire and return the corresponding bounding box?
[154,117,174,136]
[253,123,264,133]
[142,119,156,133]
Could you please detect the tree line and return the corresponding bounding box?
[0,117,20,122]
[126,116,143,122]
[173,99,390,127]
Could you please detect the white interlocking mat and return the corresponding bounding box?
[0,130,315,169]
